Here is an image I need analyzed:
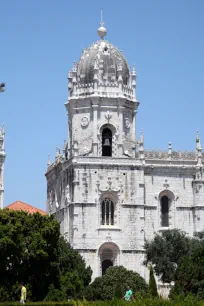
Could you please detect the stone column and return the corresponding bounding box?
[92,97,99,155]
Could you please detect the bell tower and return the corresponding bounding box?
[65,21,139,159]
[46,21,145,280]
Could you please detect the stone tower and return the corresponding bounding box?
[0,125,6,209]
[46,21,204,287]
[46,22,146,279]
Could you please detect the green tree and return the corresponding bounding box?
[148,265,158,297]
[170,235,204,299]
[82,266,148,300]
[144,229,191,283]
[0,209,92,301]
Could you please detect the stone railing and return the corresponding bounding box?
[72,82,135,100]
[144,150,198,161]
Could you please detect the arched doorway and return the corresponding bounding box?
[102,259,113,275]
[98,242,120,276]
[102,128,112,156]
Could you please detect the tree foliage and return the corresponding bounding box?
[82,266,148,300]
[0,209,92,301]
[170,235,204,299]
[145,229,204,298]
[144,229,191,283]
[148,265,158,297]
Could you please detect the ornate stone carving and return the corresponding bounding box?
[105,111,112,122]
[125,117,130,129]
[106,231,112,242]
[78,134,93,156]
[128,240,136,249]
[145,150,197,161]
[65,185,71,206]
[123,134,136,157]
[81,116,89,128]
[98,175,120,193]
[163,179,169,189]
[48,190,54,213]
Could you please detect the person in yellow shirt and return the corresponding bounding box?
[20,283,26,304]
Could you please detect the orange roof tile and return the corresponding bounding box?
[6,201,47,215]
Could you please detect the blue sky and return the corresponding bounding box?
[1,0,204,210]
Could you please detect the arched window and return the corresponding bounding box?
[102,128,112,157]
[161,196,169,227]
[101,197,114,225]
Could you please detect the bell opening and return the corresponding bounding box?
[102,128,112,157]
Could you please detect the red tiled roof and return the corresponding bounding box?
[6,201,47,215]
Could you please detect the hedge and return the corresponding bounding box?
[1,297,204,306]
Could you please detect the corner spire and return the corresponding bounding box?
[97,10,107,39]
[196,130,202,150]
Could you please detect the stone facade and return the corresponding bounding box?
[45,22,204,288]
[0,125,5,209]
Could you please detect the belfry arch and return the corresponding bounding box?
[99,124,116,157]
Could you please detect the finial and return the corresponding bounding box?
[168,142,172,156]
[100,10,104,27]
[140,130,144,143]
[55,147,60,159]
[63,140,66,153]
[1,124,5,135]
[47,154,51,167]
[196,130,202,151]
[196,130,199,143]
[196,130,201,150]
[132,64,136,76]
[97,10,107,39]
[68,70,73,79]
[72,62,77,73]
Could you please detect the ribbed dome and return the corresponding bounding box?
[77,39,130,85]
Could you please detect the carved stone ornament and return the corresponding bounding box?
[65,185,71,206]
[81,116,89,128]
[55,200,59,209]
[79,135,93,156]
[105,111,112,122]
[125,117,130,129]
[98,176,120,193]
[123,135,133,157]
[48,190,53,213]
[106,231,112,242]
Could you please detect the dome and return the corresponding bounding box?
[77,39,130,85]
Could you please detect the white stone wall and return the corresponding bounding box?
[46,157,204,285]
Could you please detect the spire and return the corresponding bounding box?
[63,140,66,154]
[139,130,145,164]
[131,64,136,98]
[55,147,60,160]
[140,129,144,144]
[1,124,5,135]
[196,130,201,150]
[168,142,172,155]
[47,154,51,167]
[196,130,202,166]
[97,10,107,39]
[68,70,73,94]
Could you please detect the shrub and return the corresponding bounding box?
[148,265,158,297]
[82,266,148,300]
